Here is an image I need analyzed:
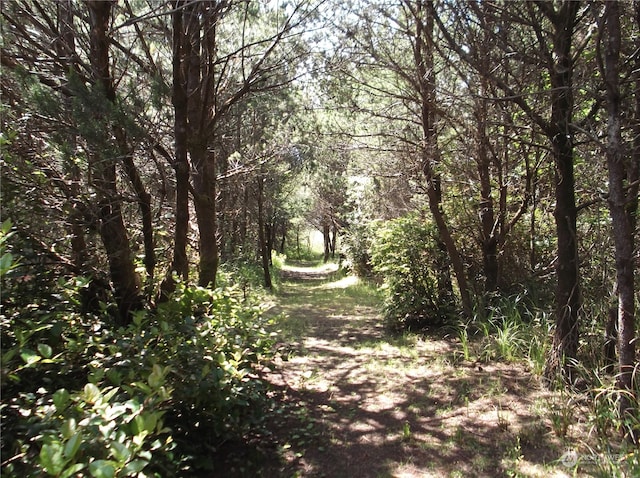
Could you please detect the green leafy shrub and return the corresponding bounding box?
[2,268,277,477]
[132,284,277,463]
[341,220,375,277]
[369,213,455,330]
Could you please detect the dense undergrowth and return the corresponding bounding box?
[3,214,639,476]
[1,226,279,477]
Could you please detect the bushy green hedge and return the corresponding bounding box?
[369,213,455,331]
[1,236,277,477]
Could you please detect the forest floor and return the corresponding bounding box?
[214,262,584,477]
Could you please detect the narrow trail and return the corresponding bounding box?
[249,264,569,478]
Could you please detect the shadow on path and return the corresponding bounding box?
[213,264,566,478]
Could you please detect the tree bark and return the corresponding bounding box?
[87,0,142,325]
[279,220,287,254]
[323,221,331,263]
[56,0,87,273]
[161,0,190,298]
[192,149,219,287]
[476,94,499,294]
[330,222,337,259]
[543,1,581,381]
[257,175,272,289]
[185,1,219,288]
[413,0,472,316]
[120,152,155,287]
[603,0,637,440]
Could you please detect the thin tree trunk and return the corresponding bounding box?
[323,221,331,263]
[475,9,499,295]
[257,175,272,289]
[280,220,286,253]
[241,186,249,247]
[604,307,617,374]
[603,0,637,440]
[161,1,190,299]
[544,1,581,381]
[265,221,274,266]
[185,1,218,287]
[330,222,337,259]
[120,152,155,286]
[477,97,498,294]
[87,0,142,325]
[56,0,86,273]
[412,0,471,316]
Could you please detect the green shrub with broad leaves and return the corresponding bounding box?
[369,213,456,330]
[1,227,277,478]
[341,220,375,277]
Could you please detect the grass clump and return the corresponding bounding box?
[454,295,550,370]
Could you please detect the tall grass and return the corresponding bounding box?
[455,295,640,475]
[457,295,551,370]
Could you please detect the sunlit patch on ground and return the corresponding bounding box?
[317,274,360,289]
[259,263,575,477]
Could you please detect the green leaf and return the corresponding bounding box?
[39,440,66,475]
[1,348,17,363]
[20,349,41,365]
[53,389,71,412]
[143,413,159,433]
[61,418,77,439]
[0,219,12,237]
[132,415,146,436]
[148,370,162,389]
[109,441,131,464]
[131,381,152,394]
[102,387,119,403]
[83,383,102,404]
[104,404,128,422]
[0,252,14,274]
[89,460,116,478]
[63,433,82,460]
[60,463,85,478]
[38,343,53,359]
[132,429,149,447]
[147,364,168,389]
[106,368,122,386]
[122,459,148,474]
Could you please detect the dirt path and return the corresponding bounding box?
[221,264,572,477]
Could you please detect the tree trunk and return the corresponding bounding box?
[192,149,219,287]
[474,11,499,296]
[604,307,617,374]
[241,186,249,247]
[413,0,472,316]
[87,0,142,325]
[330,222,337,258]
[544,1,581,381]
[161,1,190,299]
[279,220,286,253]
[265,221,274,266]
[120,152,155,287]
[603,0,637,440]
[476,98,498,294]
[257,176,272,289]
[323,221,331,263]
[56,0,87,273]
[185,1,218,288]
